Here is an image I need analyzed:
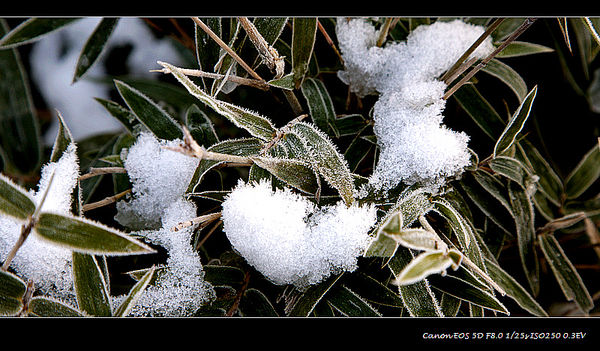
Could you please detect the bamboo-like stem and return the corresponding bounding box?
[238,17,285,79]
[1,218,35,272]
[152,66,270,90]
[192,17,265,83]
[195,220,223,250]
[443,18,537,100]
[82,189,132,212]
[79,167,127,181]
[172,212,221,232]
[376,18,394,47]
[317,19,344,64]
[440,18,505,84]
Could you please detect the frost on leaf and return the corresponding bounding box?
[115,132,200,230]
[221,180,377,289]
[0,143,79,304]
[336,18,495,192]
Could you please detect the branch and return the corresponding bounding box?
[152,65,270,91]
[81,189,132,212]
[79,167,126,181]
[238,17,285,79]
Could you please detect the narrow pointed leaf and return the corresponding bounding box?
[301,78,339,137]
[73,18,119,83]
[0,19,41,174]
[0,18,80,48]
[489,156,527,187]
[495,41,554,58]
[239,288,279,317]
[72,252,112,316]
[481,59,528,102]
[49,111,74,163]
[251,156,319,195]
[326,285,381,317]
[28,297,83,317]
[0,270,26,316]
[114,80,183,140]
[508,181,539,296]
[564,141,600,199]
[538,234,594,313]
[114,265,156,317]
[493,85,537,157]
[195,17,221,90]
[365,211,401,258]
[287,274,343,316]
[484,258,548,316]
[453,84,506,140]
[185,104,219,148]
[203,265,245,287]
[158,61,277,141]
[94,98,141,134]
[289,122,354,205]
[0,173,36,220]
[34,212,156,255]
[344,273,404,308]
[393,249,461,286]
[387,228,447,252]
[428,274,509,315]
[389,248,444,317]
[292,18,317,88]
[516,140,563,205]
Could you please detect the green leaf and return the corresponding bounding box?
[187,137,263,192]
[344,135,374,172]
[203,265,245,287]
[289,122,354,205]
[453,84,506,140]
[287,273,343,316]
[516,140,563,205]
[34,212,156,255]
[114,80,183,141]
[73,18,119,83]
[0,19,42,175]
[292,18,317,89]
[0,173,36,220]
[489,156,527,187]
[481,58,528,103]
[386,228,447,252]
[195,18,221,90]
[393,249,462,286]
[427,274,509,315]
[239,288,279,317]
[493,85,538,158]
[94,98,141,135]
[495,41,554,58]
[326,285,381,317]
[538,234,594,313]
[159,61,277,141]
[388,248,444,317]
[484,257,548,316]
[365,211,401,259]
[49,111,74,164]
[564,141,600,199]
[508,181,540,296]
[493,18,528,42]
[0,18,80,48]
[72,252,112,316]
[28,297,83,317]
[335,114,370,137]
[267,73,294,90]
[0,270,26,316]
[301,78,339,138]
[344,273,404,308]
[251,156,320,195]
[185,104,219,148]
[113,265,156,317]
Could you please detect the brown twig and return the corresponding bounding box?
[195,220,223,250]
[82,189,132,212]
[192,17,265,83]
[376,18,394,47]
[443,18,537,100]
[317,19,344,64]
[152,66,270,91]
[238,17,285,79]
[226,270,251,316]
[79,167,126,181]
[172,212,221,232]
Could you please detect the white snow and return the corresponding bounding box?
[115,132,199,230]
[0,143,79,304]
[221,179,378,289]
[336,18,495,191]
[29,17,183,144]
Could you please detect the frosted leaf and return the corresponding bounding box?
[221,180,378,289]
[122,198,215,316]
[115,132,200,230]
[336,18,495,192]
[0,143,80,304]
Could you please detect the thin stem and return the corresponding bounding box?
[443,18,537,101]
[1,217,36,271]
[81,189,132,213]
[152,66,270,90]
[192,17,265,82]
[172,212,221,232]
[226,271,251,316]
[440,18,505,84]
[195,219,223,250]
[238,17,285,79]
[376,18,394,47]
[79,167,126,181]
[317,19,344,64]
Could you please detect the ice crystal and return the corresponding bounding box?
[336,18,495,191]
[221,180,378,289]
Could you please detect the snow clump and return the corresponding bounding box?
[221,179,378,289]
[336,18,495,191]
